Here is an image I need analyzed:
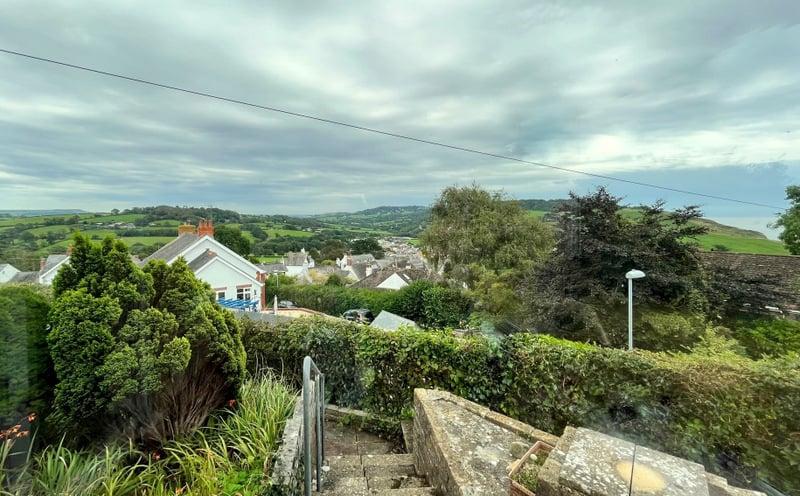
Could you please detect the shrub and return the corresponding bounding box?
[47,234,246,445]
[266,280,472,328]
[0,285,53,428]
[731,317,800,358]
[1,375,296,496]
[242,317,800,493]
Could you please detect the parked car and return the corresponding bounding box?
[278,300,296,308]
[342,308,374,324]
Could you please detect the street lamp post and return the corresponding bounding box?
[625,269,646,351]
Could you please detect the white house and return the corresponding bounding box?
[0,263,20,283]
[38,254,70,285]
[143,220,267,310]
[283,248,315,282]
[349,268,429,290]
[0,255,70,285]
[1,221,268,311]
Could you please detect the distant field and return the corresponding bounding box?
[693,234,788,255]
[255,255,283,263]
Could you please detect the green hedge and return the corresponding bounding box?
[242,316,800,493]
[0,285,53,427]
[266,280,472,328]
[730,317,800,358]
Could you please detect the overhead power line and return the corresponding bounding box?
[0,47,785,210]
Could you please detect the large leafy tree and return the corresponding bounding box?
[350,238,384,258]
[421,185,553,285]
[213,225,252,256]
[48,234,246,445]
[420,185,553,324]
[525,187,709,346]
[775,185,800,255]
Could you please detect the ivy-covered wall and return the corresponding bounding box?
[241,317,800,494]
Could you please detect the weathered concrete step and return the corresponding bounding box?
[368,474,429,489]
[324,488,434,496]
[322,475,368,494]
[362,453,415,466]
[364,463,416,478]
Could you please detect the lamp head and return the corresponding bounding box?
[626,269,646,280]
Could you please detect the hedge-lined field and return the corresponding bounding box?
[241,317,800,493]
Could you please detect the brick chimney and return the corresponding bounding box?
[39,258,46,271]
[178,223,197,236]
[66,245,74,255]
[198,219,215,238]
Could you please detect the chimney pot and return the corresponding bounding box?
[39,258,46,272]
[198,219,215,238]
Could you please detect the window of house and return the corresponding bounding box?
[236,286,251,300]
[216,290,226,300]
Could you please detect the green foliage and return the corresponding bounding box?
[420,285,473,328]
[636,310,705,352]
[325,273,346,286]
[1,374,296,495]
[265,280,472,328]
[214,225,252,256]
[0,285,53,428]
[47,234,246,445]
[526,188,710,345]
[730,317,800,358]
[775,185,800,255]
[420,185,553,285]
[242,318,800,493]
[349,238,384,258]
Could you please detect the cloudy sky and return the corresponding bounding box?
[1,1,799,236]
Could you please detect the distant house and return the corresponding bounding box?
[336,253,379,281]
[283,249,315,283]
[0,254,71,285]
[144,220,268,310]
[38,254,70,285]
[0,263,19,283]
[350,268,429,291]
[369,310,418,331]
[0,221,269,311]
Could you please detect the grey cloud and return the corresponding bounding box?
[0,0,799,221]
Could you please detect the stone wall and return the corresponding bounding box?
[271,395,304,494]
[272,381,318,495]
[412,388,557,496]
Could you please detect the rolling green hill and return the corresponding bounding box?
[0,201,788,272]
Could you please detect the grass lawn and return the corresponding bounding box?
[267,228,313,238]
[255,255,283,262]
[693,234,788,255]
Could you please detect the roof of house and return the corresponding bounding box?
[257,262,287,273]
[41,254,69,275]
[351,253,376,264]
[143,233,200,263]
[285,251,310,267]
[9,271,39,283]
[0,263,13,272]
[187,249,217,271]
[349,262,370,281]
[369,310,417,331]
[350,268,430,289]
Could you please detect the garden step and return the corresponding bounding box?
[367,474,429,489]
[370,488,435,495]
[362,453,415,466]
[364,463,416,478]
[327,455,363,468]
[323,475,369,494]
